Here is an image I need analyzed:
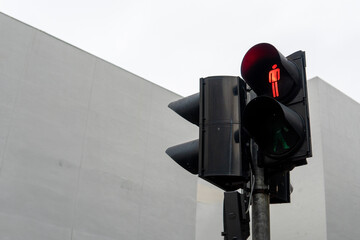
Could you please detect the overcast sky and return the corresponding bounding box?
[2,0,360,102]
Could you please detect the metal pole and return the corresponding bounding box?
[252,161,270,240]
[247,89,270,239]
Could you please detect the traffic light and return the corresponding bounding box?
[268,171,292,203]
[199,76,250,191]
[166,76,250,191]
[241,43,312,171]
[222,191,250,240]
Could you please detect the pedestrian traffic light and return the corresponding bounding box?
[166,76,251,191]
[241,43,311,170]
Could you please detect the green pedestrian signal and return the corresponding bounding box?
[273,126,290,153]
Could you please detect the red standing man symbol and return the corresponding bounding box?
[269,64,280,97]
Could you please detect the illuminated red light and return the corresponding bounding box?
[269,64,280,97]
[241,43,301,103]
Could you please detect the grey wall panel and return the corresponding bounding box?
[0,212,71,240]
[0,12,197,240]
[195,179,223,240]
[316,79,360,240]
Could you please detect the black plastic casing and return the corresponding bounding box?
[199,76,250,191]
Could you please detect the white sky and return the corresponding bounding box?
[2,0,360,102]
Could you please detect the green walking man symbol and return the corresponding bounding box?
[273,126,290,153]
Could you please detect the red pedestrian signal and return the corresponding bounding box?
[241,43,312,170]
[269,64,280,97]
[241,43,300,103]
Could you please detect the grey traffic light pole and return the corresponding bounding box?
[251,149,270,240]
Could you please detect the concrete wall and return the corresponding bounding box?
[0,12,198,240]
[195,179,223,240]
[314,78,360,240]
